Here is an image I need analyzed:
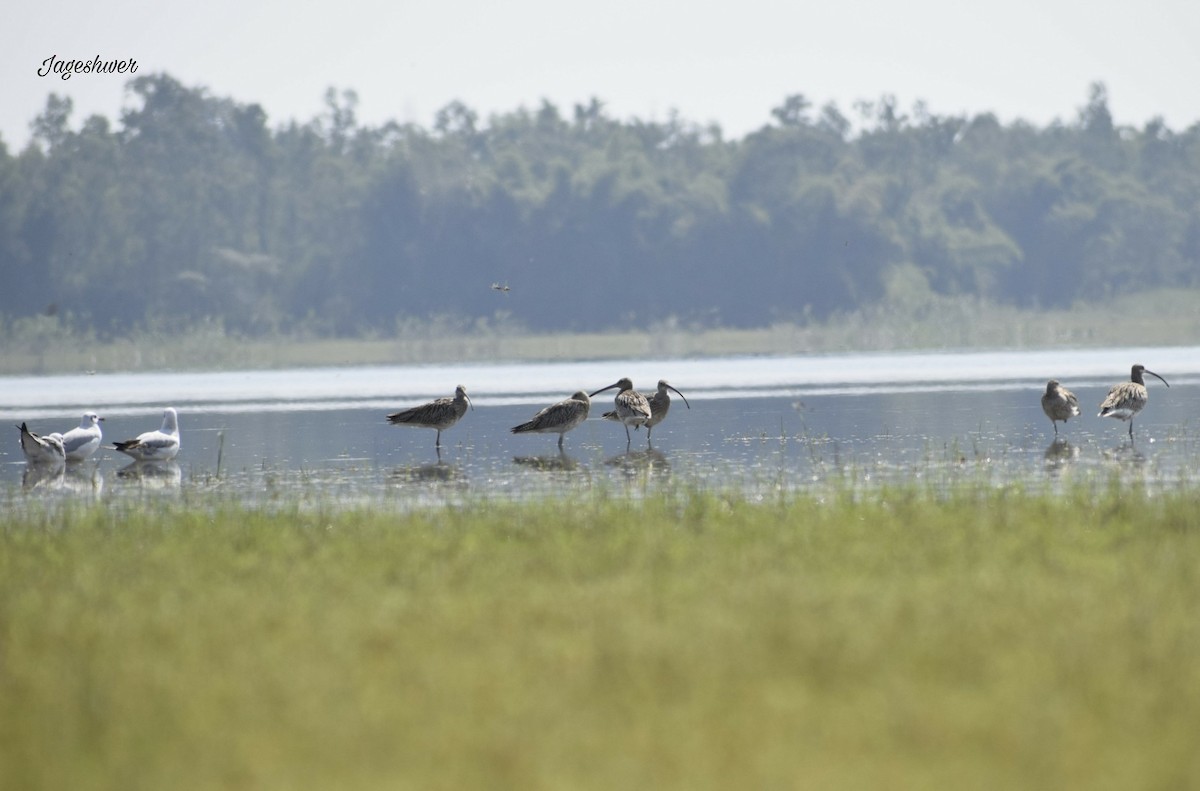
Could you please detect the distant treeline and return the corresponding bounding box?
[1,74,1197,338]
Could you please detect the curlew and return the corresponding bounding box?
[16,422,66,466]
[60,411,104,462]
[111,407,181,461]
[603,379,691,444]
[387,385,472,449]
[1098,364,1169,438]
[511,390,591,450]
[589,377,651,446]
[645,380,690,441]
[1040,380,1079,435]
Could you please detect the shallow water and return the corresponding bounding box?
[3,346,1198,506]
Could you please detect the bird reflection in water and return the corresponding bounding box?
[389,460,466,486]
[604,448,671,480]
[1042,438,1079,477]
[63,464,105,495]
[1101,441,1147,467]
[1043,438,1079,463]
[512,452,582,472]
[22,462,65,490]
[116,460,182,488]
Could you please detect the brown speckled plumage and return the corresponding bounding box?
[511,391,591,450]
[388,385,472,448]
[1040,380,1079,435]
[590,377,651,446]
[1098,365,1169,438]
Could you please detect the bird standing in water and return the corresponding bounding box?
[16,422,66,466]
[589,377,651,447]
[645,380,690,442]
[1040,380,1079,436]
[387,385,473,449]
[605,379,691,444]
[511,391,591,451]
[60,411,104,462]
[1098,364,1169,439]
[111,407,181,461]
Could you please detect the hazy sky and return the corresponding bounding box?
[5,0,1199,149]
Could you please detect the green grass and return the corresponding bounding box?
[3,485,1200,790]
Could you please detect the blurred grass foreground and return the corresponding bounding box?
[3,483,1199,790]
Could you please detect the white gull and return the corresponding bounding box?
[16,422,66,466]
[111,407,180,461]
[60,411,104,462]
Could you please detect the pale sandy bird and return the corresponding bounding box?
[387,385,472,448]
[1098,364,1169,438]
[511,391,591,450]
[590,377,651,446]
[1040,380,1079,435]
[603,379,691,444]
[111,407,180,461]
[60,411,104,461]
[16,422,66,466]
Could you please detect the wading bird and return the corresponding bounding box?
[645,380,690,442]
[1098,364,1169,439]
[1040,380,1079,436]
[387,385,472,449]
[603,379,691,444]
[511,390,591,450]
[111,407,180,461]
[589,377,651,447]
[16,422,66,466]
[60,411,104,462]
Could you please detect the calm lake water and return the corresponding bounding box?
[3,346,1199,506]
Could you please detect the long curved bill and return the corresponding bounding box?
[589,382,621,398]
[666,384,691,409]
[1145,369,1170,388]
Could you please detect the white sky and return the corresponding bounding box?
[4,0,1199,149]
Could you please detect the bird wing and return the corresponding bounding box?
[60,426,100,455]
